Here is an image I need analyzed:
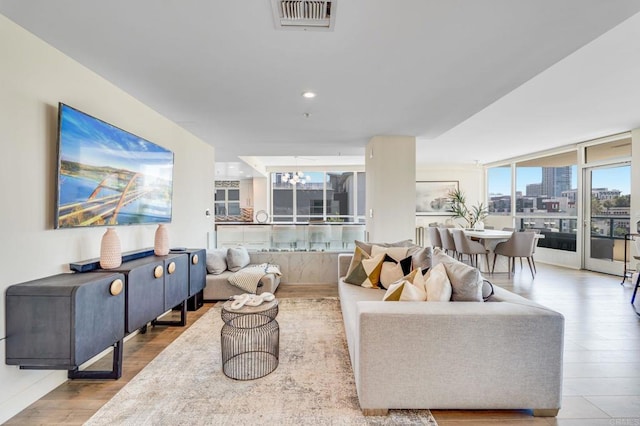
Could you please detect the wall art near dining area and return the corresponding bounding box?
[416,181,458,215]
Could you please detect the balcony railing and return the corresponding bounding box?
[215,223,366,252]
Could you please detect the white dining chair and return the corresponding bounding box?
[438,227,458,259]
[451,229,489,269]
[492,232,536,278]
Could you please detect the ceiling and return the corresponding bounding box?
[2,1,640,178]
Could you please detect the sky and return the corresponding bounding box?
[488,165,630,196]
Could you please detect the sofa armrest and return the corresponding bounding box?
[354,301,564,411]
[338,253,353,280]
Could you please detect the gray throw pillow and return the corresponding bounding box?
[206,249,228,274]
[432,248,483,302]
[407,245,432,270]
[227,247,250,272]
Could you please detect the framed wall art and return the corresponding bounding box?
[416,181,458,215]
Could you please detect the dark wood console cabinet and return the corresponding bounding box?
[5,272,126,379]
[5,249,205,379]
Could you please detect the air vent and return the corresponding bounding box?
[271,0,336,31]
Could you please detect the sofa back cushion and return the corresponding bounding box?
[227,247,250,272]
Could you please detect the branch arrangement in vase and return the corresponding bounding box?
[448,188,488,229]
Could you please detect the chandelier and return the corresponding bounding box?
[281,171,306,185]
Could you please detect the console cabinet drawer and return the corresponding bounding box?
[164,253,189,310]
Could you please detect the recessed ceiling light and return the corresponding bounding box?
[302,91,316,99]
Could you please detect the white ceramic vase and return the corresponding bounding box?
[154,224,170,256]
[100,227,122,269]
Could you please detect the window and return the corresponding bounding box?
[271,171,364,223]
[487,166,511,215]
[509,152,578,252]
[214,181,241,220]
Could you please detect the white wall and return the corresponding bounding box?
[0,15,215,422]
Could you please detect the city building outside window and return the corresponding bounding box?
[271,171,365,223]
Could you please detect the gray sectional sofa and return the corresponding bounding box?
[203,249,281,301]
[337,253,564,416]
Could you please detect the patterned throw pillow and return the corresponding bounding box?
[379,254,413,289]
[382,268,427,301]
[344,246,385,288]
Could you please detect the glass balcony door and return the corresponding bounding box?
[583,163,631,275]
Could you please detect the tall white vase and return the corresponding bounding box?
[154,224,170,256]
[100,227,122,269]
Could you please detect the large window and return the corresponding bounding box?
[516,152,578,251]
[487,166,511,214]
[271,171,365,223]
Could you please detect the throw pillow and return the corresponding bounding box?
[406,245,432,270]
[344,247,385,288]
[355,239,414,256]
[379,254,413,289]
[227,247,250,272]
[382,269,427,301]
[371,245,410,262]
[432,248,483,302]
[206,248,228,275]
[424,263,453,302]
[482,279,495,301]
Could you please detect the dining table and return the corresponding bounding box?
[460,229,544,273]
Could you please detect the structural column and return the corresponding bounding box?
[365,136,416,243]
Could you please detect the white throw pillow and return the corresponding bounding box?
[424,263,452,302]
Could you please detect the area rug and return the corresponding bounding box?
[85,298,438,425]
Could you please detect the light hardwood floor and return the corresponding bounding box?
[5,265,640,425]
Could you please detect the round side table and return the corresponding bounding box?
[220,298,279,380]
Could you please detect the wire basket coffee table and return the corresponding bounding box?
[221,298,279,380]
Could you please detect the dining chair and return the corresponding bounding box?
[308,224,331,250]
[523,229,540,273]
[272,225,298,250]
[428,226,442,250]
[451,228,489,269]
[341,225,364,249]
[492,231,536,278]
[438,227,458,259]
